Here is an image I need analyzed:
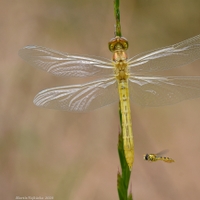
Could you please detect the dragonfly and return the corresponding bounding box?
[144,150,175,163]
[19,34,200,171]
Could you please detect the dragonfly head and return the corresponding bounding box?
[108,36,129,52]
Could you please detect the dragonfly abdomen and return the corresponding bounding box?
[118,80,134,170]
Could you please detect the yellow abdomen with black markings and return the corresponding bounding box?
[118,80,134,170]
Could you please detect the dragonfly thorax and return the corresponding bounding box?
[113,49,127,62]
[114,58,129,80]
[113,50,129,80]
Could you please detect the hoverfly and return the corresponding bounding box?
[144,150,175,163]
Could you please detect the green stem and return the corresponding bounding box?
[118,102,133,200]
[114,0,132,199]
[114,0,122,37]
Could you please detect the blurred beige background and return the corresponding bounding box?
[1,0,200,199]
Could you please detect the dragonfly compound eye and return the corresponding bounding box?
[119,37,129,50]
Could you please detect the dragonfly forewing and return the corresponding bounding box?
[128,34,200,75]
[18,45,114,78]
[33,77,118,112]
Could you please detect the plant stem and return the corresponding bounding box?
[114,0,122,37]
[114,0,132,199]
[117,102,133,200]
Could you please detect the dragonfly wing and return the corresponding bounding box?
[19,45,114,77]
[129,76,200,106]
[33,78,118,112]
[128,34,200,74]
